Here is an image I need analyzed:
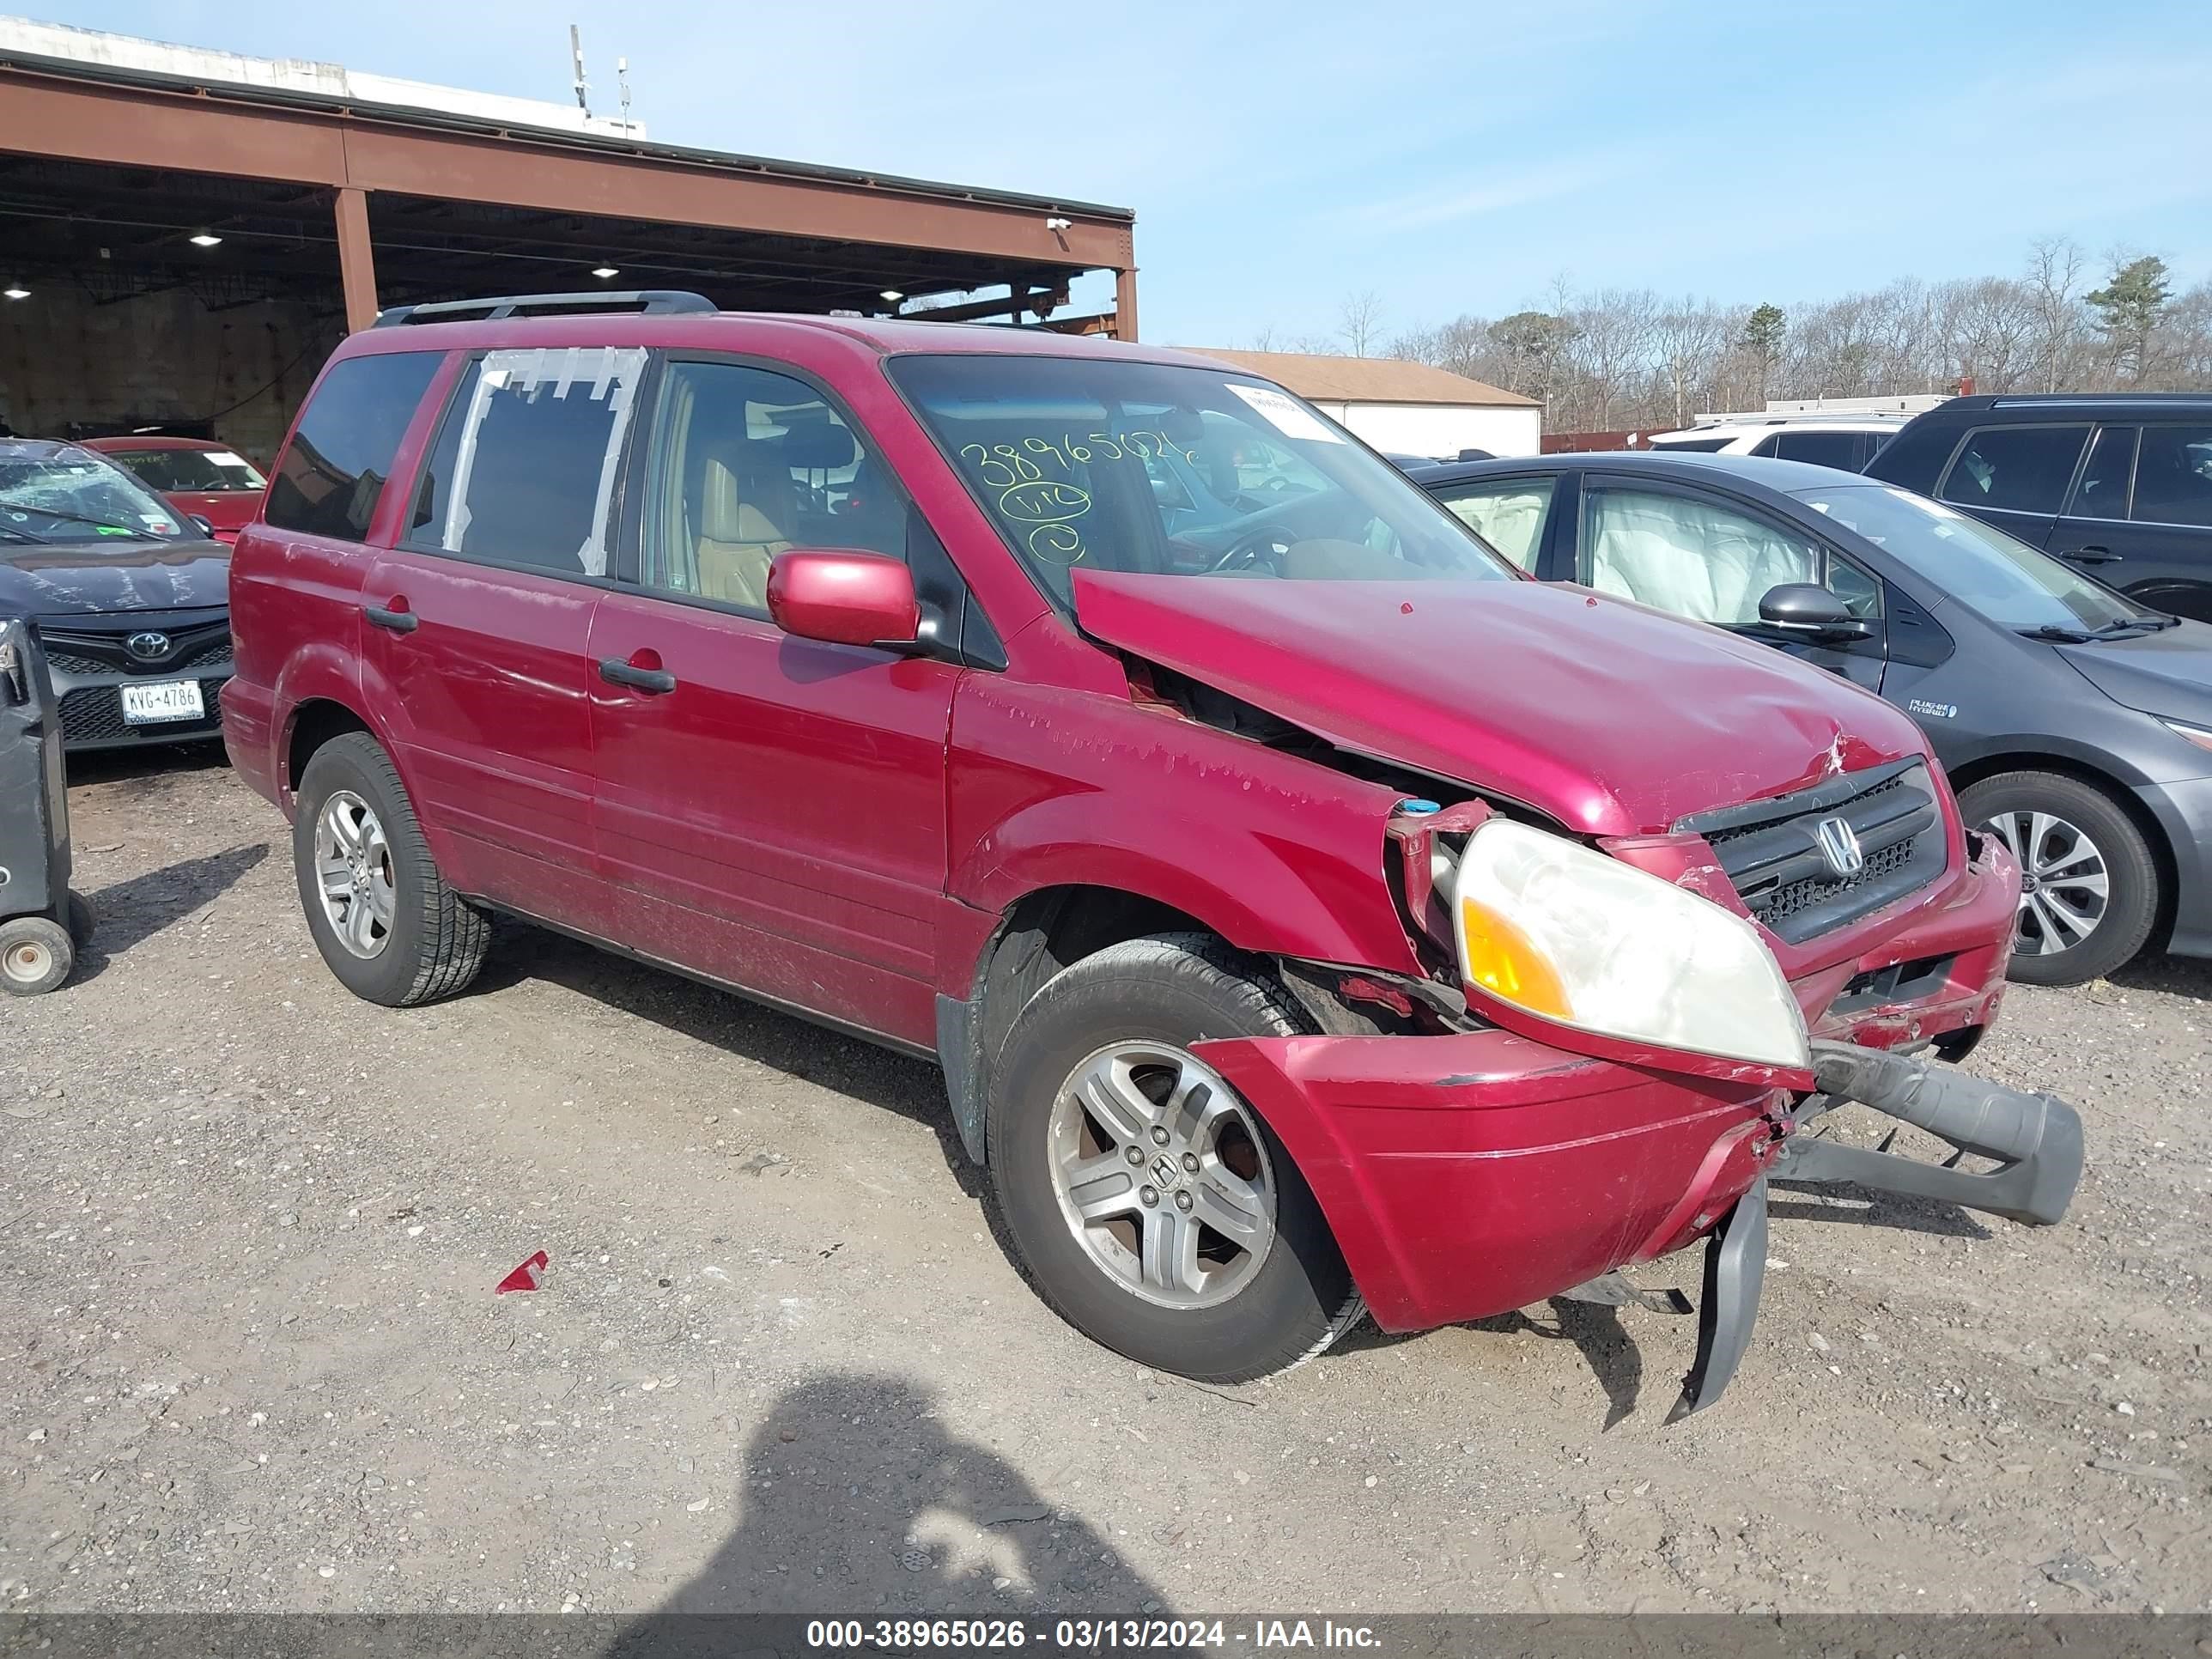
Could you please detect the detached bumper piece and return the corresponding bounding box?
[1669,1042,2082,1421]
[1779,1039,2085,1228]
[1667,1178,1768,1422]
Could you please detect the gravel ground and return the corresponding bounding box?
[3,750,2207,1617]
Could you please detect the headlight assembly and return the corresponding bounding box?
[1450,817,1809,1070]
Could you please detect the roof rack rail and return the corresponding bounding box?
[373,290,717,328]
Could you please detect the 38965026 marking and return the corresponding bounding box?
[802,1617,1231,1648]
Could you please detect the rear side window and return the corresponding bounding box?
[409,347,646,575]
[265,352,442,542]
[1431,477,1553,570]
[2130,424,2212,529]
[1936,425,2089,515]
[1768,429,1863,469]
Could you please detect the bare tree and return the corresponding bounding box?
[1336,290,1387,357]
[1382,241,2211,433]
[2027,237,2088,392]
[1650,300,1729,428]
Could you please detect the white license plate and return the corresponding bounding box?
[119,680,205,724]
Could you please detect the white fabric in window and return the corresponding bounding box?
[1586,489,1820,623]
[1443,483,1553,571]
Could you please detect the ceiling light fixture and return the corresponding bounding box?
[3,284,27,301]
[592,265,620,279]
[189,232,223,248]
[879,289,904,303]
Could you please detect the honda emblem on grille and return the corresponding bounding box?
[1814,815,1865,878]
[125,630,173,662]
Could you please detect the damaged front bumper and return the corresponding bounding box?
[1668,1040,2084,1419]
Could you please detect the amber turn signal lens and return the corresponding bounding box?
[1458,897,1574,1019]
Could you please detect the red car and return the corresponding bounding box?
[82,435,268,544]
[222,293,2080,1413]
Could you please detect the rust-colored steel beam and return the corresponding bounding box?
[334,185,378,332]
[0,66,1135,272]
[1114,267,1139,343]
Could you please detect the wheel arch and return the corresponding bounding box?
[1948,750,2179,950]
[285,697,374,797]
[940,884,1238,1165]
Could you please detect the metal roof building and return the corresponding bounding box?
[1190,348,1541,458]
[0,16,1139,455]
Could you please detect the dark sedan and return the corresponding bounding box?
[0,439,233,752]
[1410,450,2212,987]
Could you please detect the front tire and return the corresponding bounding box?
[1960,769,2160,987]
[293,732,489,1006]
[987,933,1364,1382]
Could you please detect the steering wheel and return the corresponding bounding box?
[1206,526,1293,574]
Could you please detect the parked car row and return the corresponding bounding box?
[0,438,234,752]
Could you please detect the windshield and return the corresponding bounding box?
[1790,483,2154,634]
[107,447,266,493]
[888,355,1515,605]
[0,444,192,543]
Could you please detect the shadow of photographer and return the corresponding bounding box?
[606,1372,1169,1654]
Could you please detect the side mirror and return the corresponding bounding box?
[188,514,216,537]
[1757,582,1871,641]
[766,549,921,649]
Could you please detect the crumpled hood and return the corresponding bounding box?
[0,538,230,618]
[1073,571,1931,837]
[2056,618,2212,732]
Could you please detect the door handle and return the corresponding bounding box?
[365,603,419,633]
[599,657,677,694]
[2059,545,2122,565]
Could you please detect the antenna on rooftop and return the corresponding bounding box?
[569,24,591,117]
[617,56,633,135]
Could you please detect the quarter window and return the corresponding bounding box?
[1432,478,1554,571]
[265,351,442,543]
[636,360,903,610]
[1769,429,1865,469]
[409,347,645,575]
[1936,425,2090,516]
[2130,424,2212,529]
[1582,486,1823,625]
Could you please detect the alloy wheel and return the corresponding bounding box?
[313,788,398,959]
[1046,1042,1277,1310]
[1984,809,2110,957]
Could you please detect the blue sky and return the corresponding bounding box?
[49,0,2212,347]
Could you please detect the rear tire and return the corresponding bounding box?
[1960,769,2159,987]
[0,915,73,996]
[293,732,489,1006]
[987,933,1364,1382]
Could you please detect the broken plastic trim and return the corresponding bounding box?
[1666,1178,1768,1422]
[1776,1040,2084,1228]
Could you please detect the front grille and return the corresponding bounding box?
[58,678,227,745]
[32,611,230,678]
[1678,758,1949,945]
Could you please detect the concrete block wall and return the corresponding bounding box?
[0,285,341,465]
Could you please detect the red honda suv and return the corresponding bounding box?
[225,293,2081,1413]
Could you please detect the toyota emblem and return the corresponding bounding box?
[125,630,173,662]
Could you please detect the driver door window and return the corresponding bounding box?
[1580,486,1822,624]
[637,361,904,611]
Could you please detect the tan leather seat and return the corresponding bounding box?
[693,450,793,610]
